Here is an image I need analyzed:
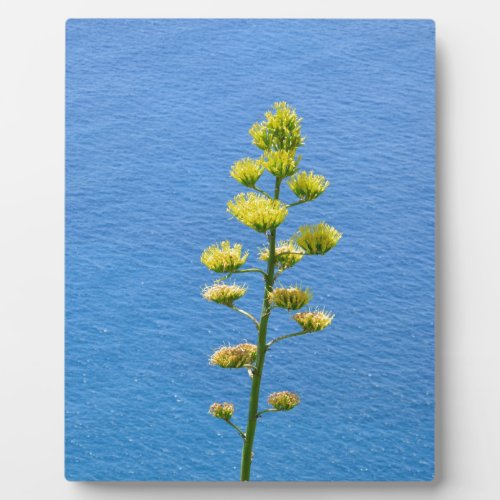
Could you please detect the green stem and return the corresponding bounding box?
[273,269,284,283]
[228,305,259,330]
[286,199,308,208]
[266,330,308,349]
[252,186,272,198]
[256,408,280,418]
[228,268,267,278]
[271,251,304,256]
[240,178,281,481]
[225,419,246,441]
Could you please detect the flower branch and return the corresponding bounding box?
[252,186,272,198]
[266,330,308,349]
[256,408,279,418]
[230,268,268,278]
[225,420,246,441]
[228,305,260,330]
[286,199,309,208]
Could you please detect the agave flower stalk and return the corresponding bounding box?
[200,102,343,481]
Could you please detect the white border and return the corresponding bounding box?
[1,1,499,499]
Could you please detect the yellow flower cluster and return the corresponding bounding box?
[202,283,247,306]
[293,309,334,332]
[288,171,329,201]
[230,158,264,188]
[227,193,288,233]
[210,343,257,369]
[259,241,304,270]
[294,222,342,255]
[268,391,300,411]
[209,402,234,420]
[201,241,248,273]
[269,286,312,310]
[249,102,305,152]
[260,150,300,178]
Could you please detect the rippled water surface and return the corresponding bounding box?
[66,19,435,481]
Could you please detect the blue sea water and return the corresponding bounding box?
[65,19,435,481]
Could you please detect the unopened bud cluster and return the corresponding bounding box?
[268,391,300,411]
[259,241,304,270]
[202,283,247,306]
[288,171,329,201]
[261,150,300,178]
[227,193,288,233]
[210,343,257,369]
[293,309,334,332]
[230,158,264,188]
[269,286,312,310]
[209,402,234,420]
[294,222,342,255]
[201,241,248,273]
[249,102,305,152]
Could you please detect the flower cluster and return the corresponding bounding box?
[288,171,329,201]
[269,286,312,310]
[201,241,248,273]
[294,222,342,255]
[202,283,247,306]
[268,391,300,411]
[249,102,305,152]
[259,241,304,271]
[230,158,264,188]
[260,150,300,178]
[293,309,334,332]
[227,193,288,233]
[210,343,257,369]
